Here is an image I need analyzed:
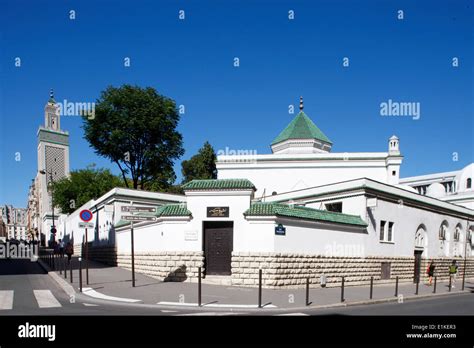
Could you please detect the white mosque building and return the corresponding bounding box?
[51,96,473,288]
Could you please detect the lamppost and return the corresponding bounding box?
[39,169,57,245]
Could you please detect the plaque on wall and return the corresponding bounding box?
[207,207,229,217]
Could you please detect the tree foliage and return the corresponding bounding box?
[82,85,184,189]
[51,166,124,214]
[181,141,217,183]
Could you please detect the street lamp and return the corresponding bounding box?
[39,169,57,244]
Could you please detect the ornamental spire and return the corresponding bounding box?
[299,96,304,111]
[48,88,55,103]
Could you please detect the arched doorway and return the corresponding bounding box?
[414,224,427,283]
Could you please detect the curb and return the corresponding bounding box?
[37,258,76,297]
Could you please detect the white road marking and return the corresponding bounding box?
[82,288,141,303]
[161,310,178,313]
[83,303,99,307]
[177,312,243,316]
[33,290,62,308]
[157,301,277,308]
[274,313,309,316]
[0,291,14,310]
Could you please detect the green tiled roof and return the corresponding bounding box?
[155,204,191,217]
[182,179,256,191]
[244,202,367,227]
[271,111,332,145]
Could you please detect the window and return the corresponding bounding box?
[392,170,396,176]
[388,222,394,242]
[325,202,342,213]
[467,178,472,189]
[380,221,394,242]
[439,223,447,240]
[454,225,461,242]
[379,220,386,241]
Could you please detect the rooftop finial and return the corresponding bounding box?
[48,88,56,104]
[299,96,304,111]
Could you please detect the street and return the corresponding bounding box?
[1,258,473,316]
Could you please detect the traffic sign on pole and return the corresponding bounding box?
[79,209,93,222]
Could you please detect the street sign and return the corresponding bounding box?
[275,223,286,236]
[78,222,94,228]
[50,226,57,235]
[121,206,157,213]
[121,215,156,222]
[79,209,93,222]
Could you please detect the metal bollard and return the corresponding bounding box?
[415,278,419,295]
[369,276,373,299]
[449,276,452,292]
[70,259,73,283]
[198,267,202,307]
[341,276,345,302]
[59,255,63,275]
[64,257,67,279]
[395,276,399,297]
[258,269,262,308]
[305,277,310,306]
[433,276,437,293]
[79,257,83,292]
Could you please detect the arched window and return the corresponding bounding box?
[415,225,426,248]
[467,178,472,189]
[454,224,462,242]
[439,221,449,240]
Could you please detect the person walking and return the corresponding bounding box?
[449,260,458,288]
[426,261,436,285]
[59,239,65,257]
[65,242,74,263]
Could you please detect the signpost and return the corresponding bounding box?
[79,209,93,285]
[120,204,157,287]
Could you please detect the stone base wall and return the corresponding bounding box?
[231,252,474,288]
[74,244,204,282]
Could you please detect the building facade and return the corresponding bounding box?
[56,98,474,288]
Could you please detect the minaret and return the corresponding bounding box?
[387,135,402,185]
[36,90,70,243]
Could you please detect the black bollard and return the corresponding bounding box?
[64,257,67,279]
[70,259,73,283]
[370,276,373,299]
[449,275,452,292]
[258,269,262,308]
[305,277,310,306]
[198,267,202,307]
[433,276,437,293]
[341,277,345,302]
[415,278,419,295]
[395,276,399,297]
[79,258,83,292]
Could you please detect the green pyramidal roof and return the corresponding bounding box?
[271,111,332,145]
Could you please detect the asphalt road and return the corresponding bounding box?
[1,259,472,316]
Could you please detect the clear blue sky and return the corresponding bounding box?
[1,0,473,208]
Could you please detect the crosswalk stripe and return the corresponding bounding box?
[0,291,14,310]
[33,290,62,308]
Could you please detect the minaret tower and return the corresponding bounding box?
[36,90,70,243]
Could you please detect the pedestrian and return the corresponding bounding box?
[59,239,65,257]
[426,261,435,285]
[65,242,74,263]
[449,260,458,288]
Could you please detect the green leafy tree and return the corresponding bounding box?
[51,166,124,214]
[83,85,184,189]
[181,141,217,183]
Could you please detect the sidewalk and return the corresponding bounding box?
[44,256,473,310]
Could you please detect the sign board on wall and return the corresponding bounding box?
[121,215,156,222]
[207,207,229,218]
[184,230,198,241]
[275,224,286,236]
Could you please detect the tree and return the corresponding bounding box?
[181,141,217,183]
[51,166,124,214]
[83,85,184,189]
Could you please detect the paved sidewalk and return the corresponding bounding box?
[45,256,473,310]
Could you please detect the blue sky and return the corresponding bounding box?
[1,0,473,207]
